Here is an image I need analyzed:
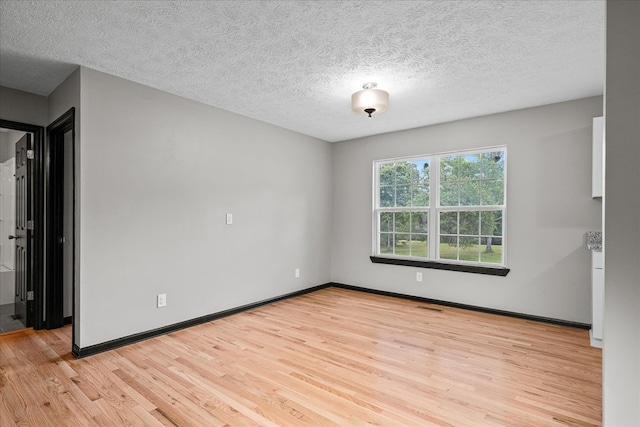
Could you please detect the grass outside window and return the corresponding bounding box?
[379,240,503,264]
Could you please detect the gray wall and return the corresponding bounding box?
[63,130,74,318]
[49,67,81,126]
[0,130,25,162]
[332,97,603,324]
[77,67,332,347]
[0,86,48,127]
[48,68,81,321]
[603,1,640,425]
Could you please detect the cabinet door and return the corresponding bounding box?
[592,267,604,339]
[592,116,604,198]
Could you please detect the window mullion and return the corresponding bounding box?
[430,156,439,260]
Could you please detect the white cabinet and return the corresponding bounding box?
[590,250,604,348]
[592,116,604,198]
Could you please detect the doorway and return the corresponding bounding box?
[0,120,43,332]
[0,112,77,335]
[0,111,75,340]
[45,109,75,330]
[0,128,27,332]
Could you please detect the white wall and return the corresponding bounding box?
[0,132,22,288]
[77,67,332,348]
[0,158,16,305]
[332,97,603,323]
[0,158,16,267]
[603,1,640,425]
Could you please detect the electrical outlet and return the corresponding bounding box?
[416,272,423,282]
[157,293,167,308]
[295,269,300,278]
[226,213,233,225]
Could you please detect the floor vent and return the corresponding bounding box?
[416,306,442,312]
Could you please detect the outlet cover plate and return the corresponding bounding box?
[157,293,167,308]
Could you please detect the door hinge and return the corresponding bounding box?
[27,150,35,160]
[27,291,34,301]
[27,220,34,230]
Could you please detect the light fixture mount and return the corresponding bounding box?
[352,82,389,118]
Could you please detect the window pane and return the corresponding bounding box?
[411,212,428,233]
[480,237,502,264]
[459,211,479,235]
[440,211,458,234]
[396,185,411,207]
[395,212,410,232]
[440,182,458,206]
[459,237,480,262]
[380,212,393,232]
[482,151,505,179]
[440,156,458,181]
[490,237,503,246]
[412,185,429,207]
[395,233,410,256]
[375,148,505,266]
[412,160,430,185]
[459,180,480,206]
[480,210,502,236]
[410,234,428,257]
[440,236,457,260]
[395,162,411,184]
[459,154,481,180]
[379,233,394,254]
[380,163,395,186]
[380,186,394,207]
[481,180,504,205]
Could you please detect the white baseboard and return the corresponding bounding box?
[589,329,603,348]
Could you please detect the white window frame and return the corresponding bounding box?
[373,146,507,268]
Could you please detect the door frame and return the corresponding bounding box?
[45,108,75,331]
[0,119,45,330]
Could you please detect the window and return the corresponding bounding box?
[374,147,506,269]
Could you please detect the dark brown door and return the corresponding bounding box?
[13,134,32,326]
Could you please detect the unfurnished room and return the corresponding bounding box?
[0,1,638,426]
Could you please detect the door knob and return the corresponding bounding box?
[8,235,17,239]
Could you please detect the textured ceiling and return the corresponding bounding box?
[0,1,605,142]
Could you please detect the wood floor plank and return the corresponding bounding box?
[0,287,602,426]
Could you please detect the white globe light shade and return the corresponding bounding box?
[351,88,389,116]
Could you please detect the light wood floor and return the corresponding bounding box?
[0,287,602,426]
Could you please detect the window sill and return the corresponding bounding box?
[369,256,510,276]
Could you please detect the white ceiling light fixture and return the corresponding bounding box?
[351,82,389,118]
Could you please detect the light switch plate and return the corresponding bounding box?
[226,213,233,225]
